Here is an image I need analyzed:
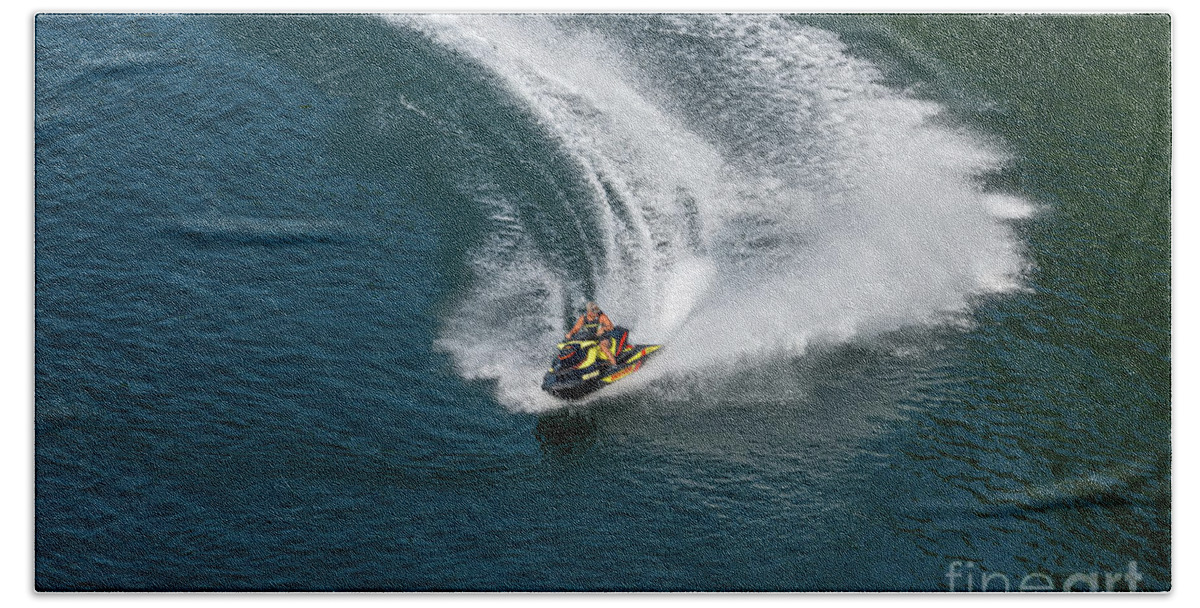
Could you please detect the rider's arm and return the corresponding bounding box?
[598,313,615,334]
[565,315,584,339]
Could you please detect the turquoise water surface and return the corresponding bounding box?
[35,14,1170,591]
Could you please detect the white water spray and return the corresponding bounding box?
[391,15,1032,412]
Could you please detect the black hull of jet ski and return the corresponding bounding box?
[541,375,604,401]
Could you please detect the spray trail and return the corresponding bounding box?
[390,15,1032,411]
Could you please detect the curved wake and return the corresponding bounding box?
[389,15,1032,412]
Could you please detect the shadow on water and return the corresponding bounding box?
[532,398,644,459]
[533,409,600,458]
[969,453,1171,518]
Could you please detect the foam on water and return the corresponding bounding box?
[390,15,1031,412]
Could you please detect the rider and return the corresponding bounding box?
[565,301,617,365]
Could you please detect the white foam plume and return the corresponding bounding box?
[390,15,1031,412]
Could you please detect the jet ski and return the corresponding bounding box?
[541,325,661,400]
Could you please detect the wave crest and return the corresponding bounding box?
[391,15,1030,411]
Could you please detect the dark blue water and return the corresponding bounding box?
[35,14,1170,591]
